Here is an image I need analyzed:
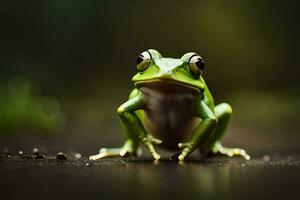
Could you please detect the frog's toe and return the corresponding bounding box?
[120,146,142,157]
[89,145,141,161]
[89,148,123,160]
[211,143,250,160]
[178,142,189,149]
[152,152,161,160]
[219,148,250,160]
[120,140,141,157]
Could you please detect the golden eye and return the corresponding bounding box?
[188,55,205,77]
[136,51,152,72]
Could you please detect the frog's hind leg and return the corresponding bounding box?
[203,103,250,160]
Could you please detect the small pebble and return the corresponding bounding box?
[56,152,68,160]
[18,151,24,156]
[32,148,45,159]
[85,163,90,166]
[32,148,39,155]
[75,153,82,159]
[262,155,271,162]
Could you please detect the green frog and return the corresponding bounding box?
[90,49,250,161]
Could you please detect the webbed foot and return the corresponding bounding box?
[210,142,250,160]
[89,140,140,160]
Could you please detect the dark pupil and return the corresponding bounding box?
[136,56,144,65]
[195,59,205,71]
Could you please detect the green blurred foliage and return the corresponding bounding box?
[0,78,65,134]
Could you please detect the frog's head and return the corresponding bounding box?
[132,49,206,92]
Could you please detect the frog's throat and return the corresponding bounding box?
[134,79,202,94]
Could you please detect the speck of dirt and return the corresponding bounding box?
[75,153,82,159]
[56,152,68,160]
[18,151,24,156]
[262,155,271,162]
[32,148,39,155]
[31,148,45,159]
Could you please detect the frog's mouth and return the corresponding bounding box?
[134,79,202,95]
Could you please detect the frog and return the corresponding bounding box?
[90,49,250,161]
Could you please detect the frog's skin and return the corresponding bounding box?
[90,49,250,161]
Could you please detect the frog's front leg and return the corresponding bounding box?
[177,99,218,161]
[203,103,250,160]
[90,91,162,161]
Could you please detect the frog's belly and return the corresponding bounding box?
[139,86,201,150]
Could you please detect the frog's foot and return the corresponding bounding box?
[210,143,250,160]
[136,135,162,160]
[176,142,197,161]
[89,140,140,161]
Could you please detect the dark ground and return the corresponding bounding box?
[1,145,300,200]
[1,118,300,200]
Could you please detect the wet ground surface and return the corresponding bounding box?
[1,152,300,200]
[0,126,299,200]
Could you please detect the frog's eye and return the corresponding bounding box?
[136,51,152,72]
[188,55,205,77]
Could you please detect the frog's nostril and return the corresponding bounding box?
[165,70,173,75]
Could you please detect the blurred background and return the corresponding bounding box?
[0,0,299,156]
